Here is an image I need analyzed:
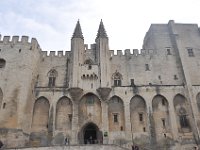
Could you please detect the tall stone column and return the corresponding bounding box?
[97,87,111,144]
[146,99,157,149]
[168,95,179,138]
[124,99,131,133]
[69,88,83,144]
[101,101,109,144]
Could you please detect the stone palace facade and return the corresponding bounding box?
[0,20,200,149]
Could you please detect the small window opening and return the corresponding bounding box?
[86,95,94,105]
[187,48,194,57]
[162,99,166,105]
[131,79,135,86]
[143,127,146,132]
[145,64,150,71]
[158,75,161,80]
[139,113,143,122]
[0,49,1,52]
[174,75,178,80]
[114,79,121,86]
[180,115,189,128]
[113,98,120,103]
[19,49,21,53]
[164,133,166,138]
[162,118,166,128]
[3,103,6,109]
[68,114,72,122]
[113,71,122,87]
[167,48,171,55]
[0,59,6,68]
[113,114,118,123]
[120,126,123,131]
[88,65,92,70]
[91,83,93,89]
[48,69,57,87]
[48,77,56,87]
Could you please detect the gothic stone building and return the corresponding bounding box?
[0,20,200,149]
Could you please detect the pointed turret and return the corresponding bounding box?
[95,20,110,87]
[96,19,108,39]
[72,20,84,39]
[71,20,84,87]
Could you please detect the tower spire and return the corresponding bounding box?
[72,20,84,39]
[96,19,108,39]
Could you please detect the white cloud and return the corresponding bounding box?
[0,0,200,51]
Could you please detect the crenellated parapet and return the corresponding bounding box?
[110,49,155,58]
[41,50,71,57]
[0,35,40,50]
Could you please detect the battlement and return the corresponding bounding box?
[110,49,155,57]
[41,50,71,57]
[0,35,40,50]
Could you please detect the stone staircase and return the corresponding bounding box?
[6,144,129,150]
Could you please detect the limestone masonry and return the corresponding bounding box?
[0,20,200,149]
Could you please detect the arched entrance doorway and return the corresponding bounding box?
[79,123,103,144]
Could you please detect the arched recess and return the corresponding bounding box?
[0,88,3,109]
[56,96,73,131]
[32,97,50,132]
[130,95,147,132]
[173,94,191,132]
[152,95,170,137]
[108,96,125,131]
[196,93,200,112]
[79,93,102,126]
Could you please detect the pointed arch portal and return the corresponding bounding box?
[79,123,103,144]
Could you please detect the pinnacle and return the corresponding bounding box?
[96,19,108,39]
[72,20,84,39]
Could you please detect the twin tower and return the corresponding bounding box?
[71,20,111,88]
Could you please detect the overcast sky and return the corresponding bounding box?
[0,0,200,52]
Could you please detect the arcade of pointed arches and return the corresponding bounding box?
[30,92,200,143]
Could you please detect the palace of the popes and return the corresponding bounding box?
[0,20,200,150]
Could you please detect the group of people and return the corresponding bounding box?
[0,140,3,149]
[132,145,139,150]
[64,137,70,145]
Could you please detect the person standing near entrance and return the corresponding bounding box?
[89,136,92,144]
[65,137,68,145]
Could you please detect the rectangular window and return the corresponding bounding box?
[114,79,121,86]
[167,48,171,55]
[158,75,161,80]
[131,79,135,86]
[139,113,143,122]
[86,96,94,104]
[68,114,72,122]
[187,48,194,57]
[162,98,166,105]
[162,118,166,128]
[145,64,150,71]
[48,77,56,87]
[174,75,178,80]
[180,115,189,128]
[113,114,118,123]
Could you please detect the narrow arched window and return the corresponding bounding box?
[47,69,58,87]
[0,59,6,68]
[112,71,122,86]
[179,107,189,128]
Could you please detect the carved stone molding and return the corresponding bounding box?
[96,87,111,101]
